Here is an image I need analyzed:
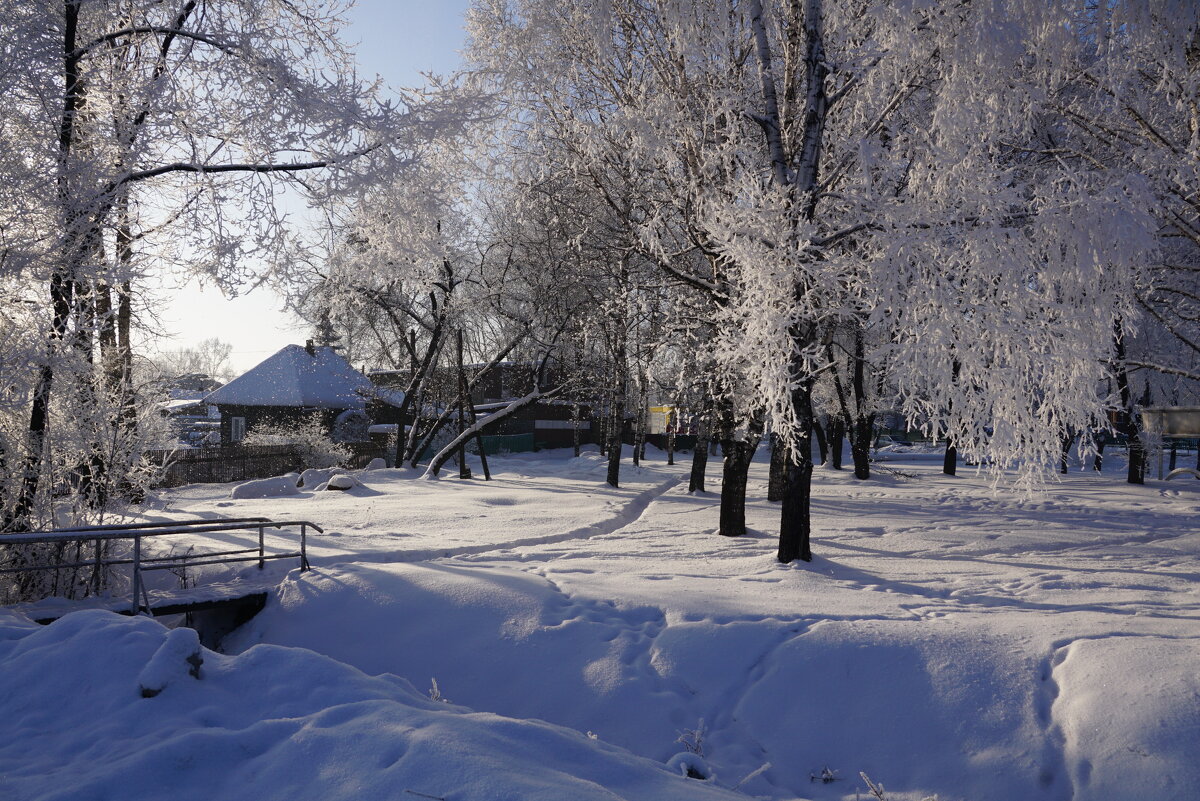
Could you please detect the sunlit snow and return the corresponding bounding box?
[2,446,1197,801]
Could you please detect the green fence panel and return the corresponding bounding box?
[478,433,536,455]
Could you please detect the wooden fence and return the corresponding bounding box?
[146,442,386,488]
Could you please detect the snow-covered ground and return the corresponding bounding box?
[2,446,1198,801]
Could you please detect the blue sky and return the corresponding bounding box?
[150,0,472,374]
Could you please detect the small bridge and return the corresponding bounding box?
[1,518,320,627]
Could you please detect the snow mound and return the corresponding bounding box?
[297,468,336,488]
[666,751,713,780]
[324,474,360,491]
[1051,637,1200,800]
[362,458,387,471]
[230,475,301,500]
[0,611,747,801]
[138,626,203,697]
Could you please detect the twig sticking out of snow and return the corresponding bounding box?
[733,762,771,790]
[403,791,445,801]
[871,464,920,480]
[811,766,839,783]
[860,772,886,800]
[676,718,706,756]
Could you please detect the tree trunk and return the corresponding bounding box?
[689,410,710,493]
[407,327,527,467]
[606,327,628,487]
[943,360,960,476]
[778,382,815,563]
[749,0,826,562]
[1060,430,1074,475]
[715,398,760,535]
[848,333,872,480]
[850,413,873,480]
[812,416,828,464]
[719,439,756,536]
[768,433,786,502]
[456,329,472,480]
[424,388,551,478]
[666,409,676,465]
[1112,319,1145,484]
[9,1,83,532]
[829,417,844,470]
[468,403,491,481]
[632,399,644,468]
[10,273,73,532]
[394,309,445,466]
[634,373,648,464]
[606,417,623,487]
[606,385,625,488]
[943,440,957,476]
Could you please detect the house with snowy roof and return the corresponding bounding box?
[205,341,401,445]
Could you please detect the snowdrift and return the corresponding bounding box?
[227,561,1200,801]
[10,448,1199,801]
[0,609,745,801]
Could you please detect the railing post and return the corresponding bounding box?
[131,535,142,615]
[258,526,265,570]
[300,523,310,571]
[93,538,102,595]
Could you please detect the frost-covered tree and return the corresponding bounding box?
[0,0,472,529]
[468,0,1171,565]
[468,0,776,530]
[1029,2,1200,481]
[151,338,235,385]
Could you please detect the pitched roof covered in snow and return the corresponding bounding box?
[205,344,374,409]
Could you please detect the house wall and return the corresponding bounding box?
[217,405,339,445]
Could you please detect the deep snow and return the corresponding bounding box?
[2,446,1198,801]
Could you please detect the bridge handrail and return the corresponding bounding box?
[0,519,324,546]
[38,517,273,534]
[0,519,319,614]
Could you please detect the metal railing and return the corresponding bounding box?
[0,518,320,615]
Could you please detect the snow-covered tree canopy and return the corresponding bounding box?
[463,0,1193,559]
[0,0,486,529]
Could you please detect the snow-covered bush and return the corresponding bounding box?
[243,415,350,470]
[666,751,712,781]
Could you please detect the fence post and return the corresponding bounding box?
[258,526,265,570]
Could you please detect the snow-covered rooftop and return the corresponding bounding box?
[205,345,374,409]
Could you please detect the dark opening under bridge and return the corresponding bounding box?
[1,518,320,626]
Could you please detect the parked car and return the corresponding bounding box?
[874,435,912,448]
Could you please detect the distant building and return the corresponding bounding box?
[206,341,403,445]
[159,397,221,447]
